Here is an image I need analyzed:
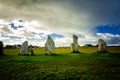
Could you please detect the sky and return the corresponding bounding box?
[0,0,120,47]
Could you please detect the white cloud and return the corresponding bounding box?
[12,19,23,26]
[1,19,120,47]
[54,37,72,47]
[97,33,120,46]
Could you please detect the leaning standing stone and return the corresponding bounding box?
[19,41,29,55]
[71,35,79,53]
[45,35,55,55]
[0,41,4,55]
[98,39,107,53]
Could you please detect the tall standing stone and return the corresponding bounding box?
[71,35,79,53]
[0,41,4,55]
[45,35,55,55]
[19,41,29,55]
[98,39,107,53]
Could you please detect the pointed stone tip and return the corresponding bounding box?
[48,35,52,40]
[98,39,104,41]
[73,34,76,37]
[25,41,27,42]
[73,34,78,39]
[48,35,51,38]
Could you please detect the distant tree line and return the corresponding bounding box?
[4,45,40,49]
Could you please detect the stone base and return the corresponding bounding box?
[18,53,29,56]
[71,51,80,53]
[30,50,35,56]
[45,53,57,56]
[0,53,5,56]
[31,53,35,56]
[98,50,107,53]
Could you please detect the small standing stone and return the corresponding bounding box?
[71,35,79,53]
[98,39,107,53]
[0,41,4,55]
[29,46,34,56]
[45,35,55,55]
[19,41,29,55]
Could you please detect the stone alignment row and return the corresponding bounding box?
[0,35,107,56]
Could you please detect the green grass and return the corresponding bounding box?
[0,47,120,80]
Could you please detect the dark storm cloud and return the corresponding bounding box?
[0,0,95,37]
[1,0,120,22]
[0,0,57,19]
[1,0,120,27]
[69,0,120,24]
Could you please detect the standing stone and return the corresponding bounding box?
[19,41,29,55]
[0,41,4,55]
[45,35,55,55]
[98,39,107,53]
[71,35,79,53]
[29,45,34,56]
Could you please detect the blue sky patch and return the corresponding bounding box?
[50,33,64,38]
[9,23,24,30]
[96,24,120,35]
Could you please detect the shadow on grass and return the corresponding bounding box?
[44,53,59,56]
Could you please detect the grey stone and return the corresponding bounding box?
[71,35,79,53]
[98,39,107,53]
[45,35,55,55]
[19,41,29,55]
[0,41,4,55]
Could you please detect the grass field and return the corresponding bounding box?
[0,47,120,80]
[4,47,120,55]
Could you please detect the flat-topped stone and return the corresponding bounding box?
[19,41,29,55]
[45,35,55,55]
